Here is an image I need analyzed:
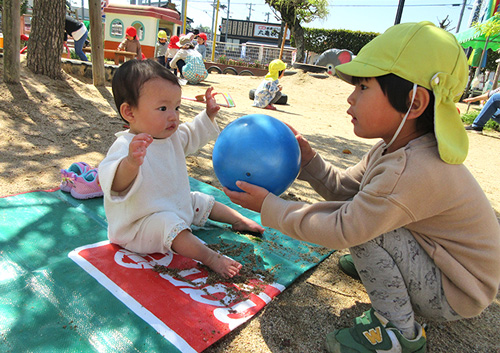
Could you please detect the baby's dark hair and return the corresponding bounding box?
[353,74,435,134]
[112,59,180,122]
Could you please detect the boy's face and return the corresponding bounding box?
[127,78,181,139]
[346,78,404,142]
[196,37,205,45]
[126,35,134,40]
[159,38,167,44]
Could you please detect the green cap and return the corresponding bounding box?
[335,21,468,164]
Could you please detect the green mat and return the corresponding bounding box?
[0,178,333,352]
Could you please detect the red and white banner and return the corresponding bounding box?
[69,241,284,352]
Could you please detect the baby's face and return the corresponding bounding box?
[128,78,182,139]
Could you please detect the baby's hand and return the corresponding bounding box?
[205,87,220,120]
[127,133,153,167]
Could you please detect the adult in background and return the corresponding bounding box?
[65,15,88,62]
[463,87,500,133]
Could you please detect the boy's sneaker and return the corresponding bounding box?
[464,125,483,133]
[70,169,103,200]
[325,308,427,353]
[265,104,277,110]
[339,254,360,280]
[60,162,92,192]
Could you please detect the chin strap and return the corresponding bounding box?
[384,83,418,151]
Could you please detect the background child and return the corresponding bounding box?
[99,59,264,278]
[224,21,500,352]
[64,15,88,61]
[154,30,168,67]
[252,59,286,110]
[118,26,142,60]
[166,35,180,75]
[195,32,208,60]
[170,35,208,84]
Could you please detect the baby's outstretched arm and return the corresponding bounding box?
[112,133,153,192]
[204,86,220,120]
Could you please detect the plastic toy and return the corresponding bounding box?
[182,93,236,108]
[212,114,301,195]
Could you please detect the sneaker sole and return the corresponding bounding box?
[70,190,103,199]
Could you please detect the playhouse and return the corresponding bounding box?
[103,4,182,60]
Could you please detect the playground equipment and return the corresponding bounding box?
[314,49,353,75]
[103,4,182,61]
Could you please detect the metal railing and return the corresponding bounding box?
[205,40,295,67]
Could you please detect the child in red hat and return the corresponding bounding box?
[118,26,142,60]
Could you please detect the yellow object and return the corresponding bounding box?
[336,21,469,165]
[157,30,167,39]
[265,59,287,81]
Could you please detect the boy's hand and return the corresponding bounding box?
[284,123,316,166]
[205,87,220,120]
[223,181,270,213]
[126,133,153,167]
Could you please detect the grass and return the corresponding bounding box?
[461,107,500,132]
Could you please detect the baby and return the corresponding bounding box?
[99,59,264,277]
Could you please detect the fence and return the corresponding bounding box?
[205,40,296,67]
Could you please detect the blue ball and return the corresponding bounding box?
[213,114,301,196]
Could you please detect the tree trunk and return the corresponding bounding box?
[291,22,305,63]
[27,0,65,79]
[3,0,21,84]
[89,0,105,86]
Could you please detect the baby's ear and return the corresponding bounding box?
[120,102,134,123]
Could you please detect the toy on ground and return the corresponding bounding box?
[182,92,236,108]
[314,48,353,75]
[212,114,301,196]
[248,89,288,105]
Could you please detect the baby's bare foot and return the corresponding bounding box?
[205,251,242,278]
[232,218,265,235]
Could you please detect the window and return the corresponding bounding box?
[110,19,123,37]
[131,21,145,41]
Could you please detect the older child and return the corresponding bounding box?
[154,30,168,67]
[118,26,142,60]
[252,59,286,110]
[195,32,208,59]
[99,60,264,278]
[166,35,180,75]
[224,21,500,352]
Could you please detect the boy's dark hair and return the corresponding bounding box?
[112,59,180,122]
[278,70,284,78]
[353,74,435,134]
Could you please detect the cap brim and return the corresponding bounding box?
[335,60,390,84]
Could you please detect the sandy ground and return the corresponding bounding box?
[0,59,499,352]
